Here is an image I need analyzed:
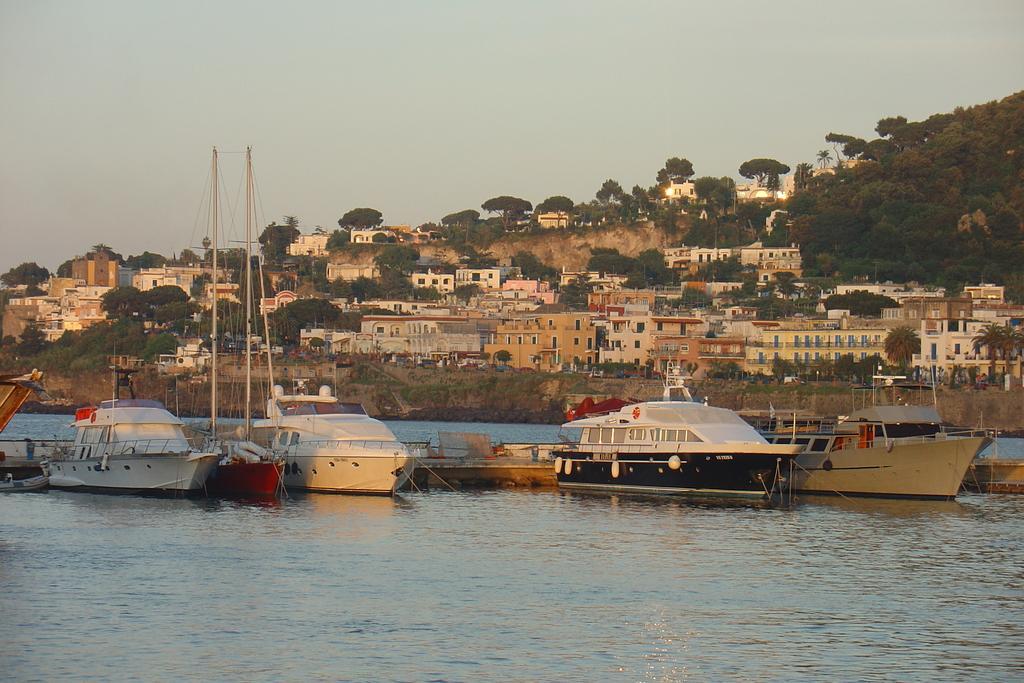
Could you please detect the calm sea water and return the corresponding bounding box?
[2,415,1022,681]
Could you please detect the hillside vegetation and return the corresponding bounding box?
[788,91,1024,291]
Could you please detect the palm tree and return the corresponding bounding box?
[972,323,1009,379]
[816,150,832,169]
[884,326,919,370]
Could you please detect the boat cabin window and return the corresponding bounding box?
[289,432,301,446]
[80,427,107,445]
[650,428,661,441]
[663,429,677,441]
[601,428,614,443]
[628,428,646,440]
[613,428,626,444]
[585,428,600,444]
[812,438,830,452]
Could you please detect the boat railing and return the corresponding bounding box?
[831,427,992,452]
[551,442,705,456]
[56,438,203,459]
[281,439,407,453]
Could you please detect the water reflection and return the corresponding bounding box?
[794,493,969,519]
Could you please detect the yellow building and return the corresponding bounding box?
[484,313,597,371]
[71,251,118,287]
[744,320,888,374]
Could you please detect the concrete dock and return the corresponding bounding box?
[408,457,556,490]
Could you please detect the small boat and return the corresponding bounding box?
[257,384,413,495]
[201,147,286,499]
[0,473,49,492]
[554,367,801,500]
[206,441,285,498]
[764,376,991,500]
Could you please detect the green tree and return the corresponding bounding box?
[972,323,1011,378]
[481,196,532,230]
[512,251,557,282]
[656,157,695,184]
[587,248,636,274]
[17,325,47,354]
[884,326,920,369]
[327,229,350,251]
[142,333,178,361]
[270,298,342,346]
[738,158,791,190]
[535,196,574,213]
[374,245,420,275]
[816,150,832,168]
[143,285,188,308]
[123,251,168,270]
[595,179,625,205]
[452,283,481,303]
[338,208,383,230]
[350,276,383,302]
[101,287,149,317]
[494,349,512,365]
[793,163,814,192]
[2,262,50,287]
[559,277,592,309]
[379,269,414,299]
[441,209,481,227]
[258,220,300,264]
[823,291,898,317]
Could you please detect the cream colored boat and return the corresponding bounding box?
[766,382,990,500]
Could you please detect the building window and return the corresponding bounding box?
[575,319,581,331]
[634,340,640,349]
[636,323,645,333]
[552,336,558,348]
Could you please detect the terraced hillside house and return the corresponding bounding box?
[484,313,597,371]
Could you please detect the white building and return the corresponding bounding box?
[536,211,570,229]
[963,284,1005,304]
[350,229,397,244]
[326,263,378,281]
[410,270,455,294]
[455,267,518,292]
[302,316,481,358]
[287,232,330,257]
[662,181,696,202]
[132,265,204,294]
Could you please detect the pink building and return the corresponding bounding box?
[501,279,556,305]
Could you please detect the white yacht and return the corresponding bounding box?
[556,373,802,500]
[256,385,413,495]
[48,399,219,494]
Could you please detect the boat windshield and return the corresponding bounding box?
[281,401,367,416]
[99,399,166,409]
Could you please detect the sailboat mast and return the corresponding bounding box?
[210,147,219,436]
[244,147,254,439]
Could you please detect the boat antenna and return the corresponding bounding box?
[243,146,254,440]
[210,146,219,438]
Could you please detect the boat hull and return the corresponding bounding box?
[792,436,987,500]
[281,448,413,495]
[206,460,284,498]
[49,453,219,494]
[555,451,794,499]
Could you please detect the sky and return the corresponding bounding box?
[1,0,1022,273]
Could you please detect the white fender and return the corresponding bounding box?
[611,461,620,478]
[564,459,573,475]
[554,457,563,475]
[668,455,682,470]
